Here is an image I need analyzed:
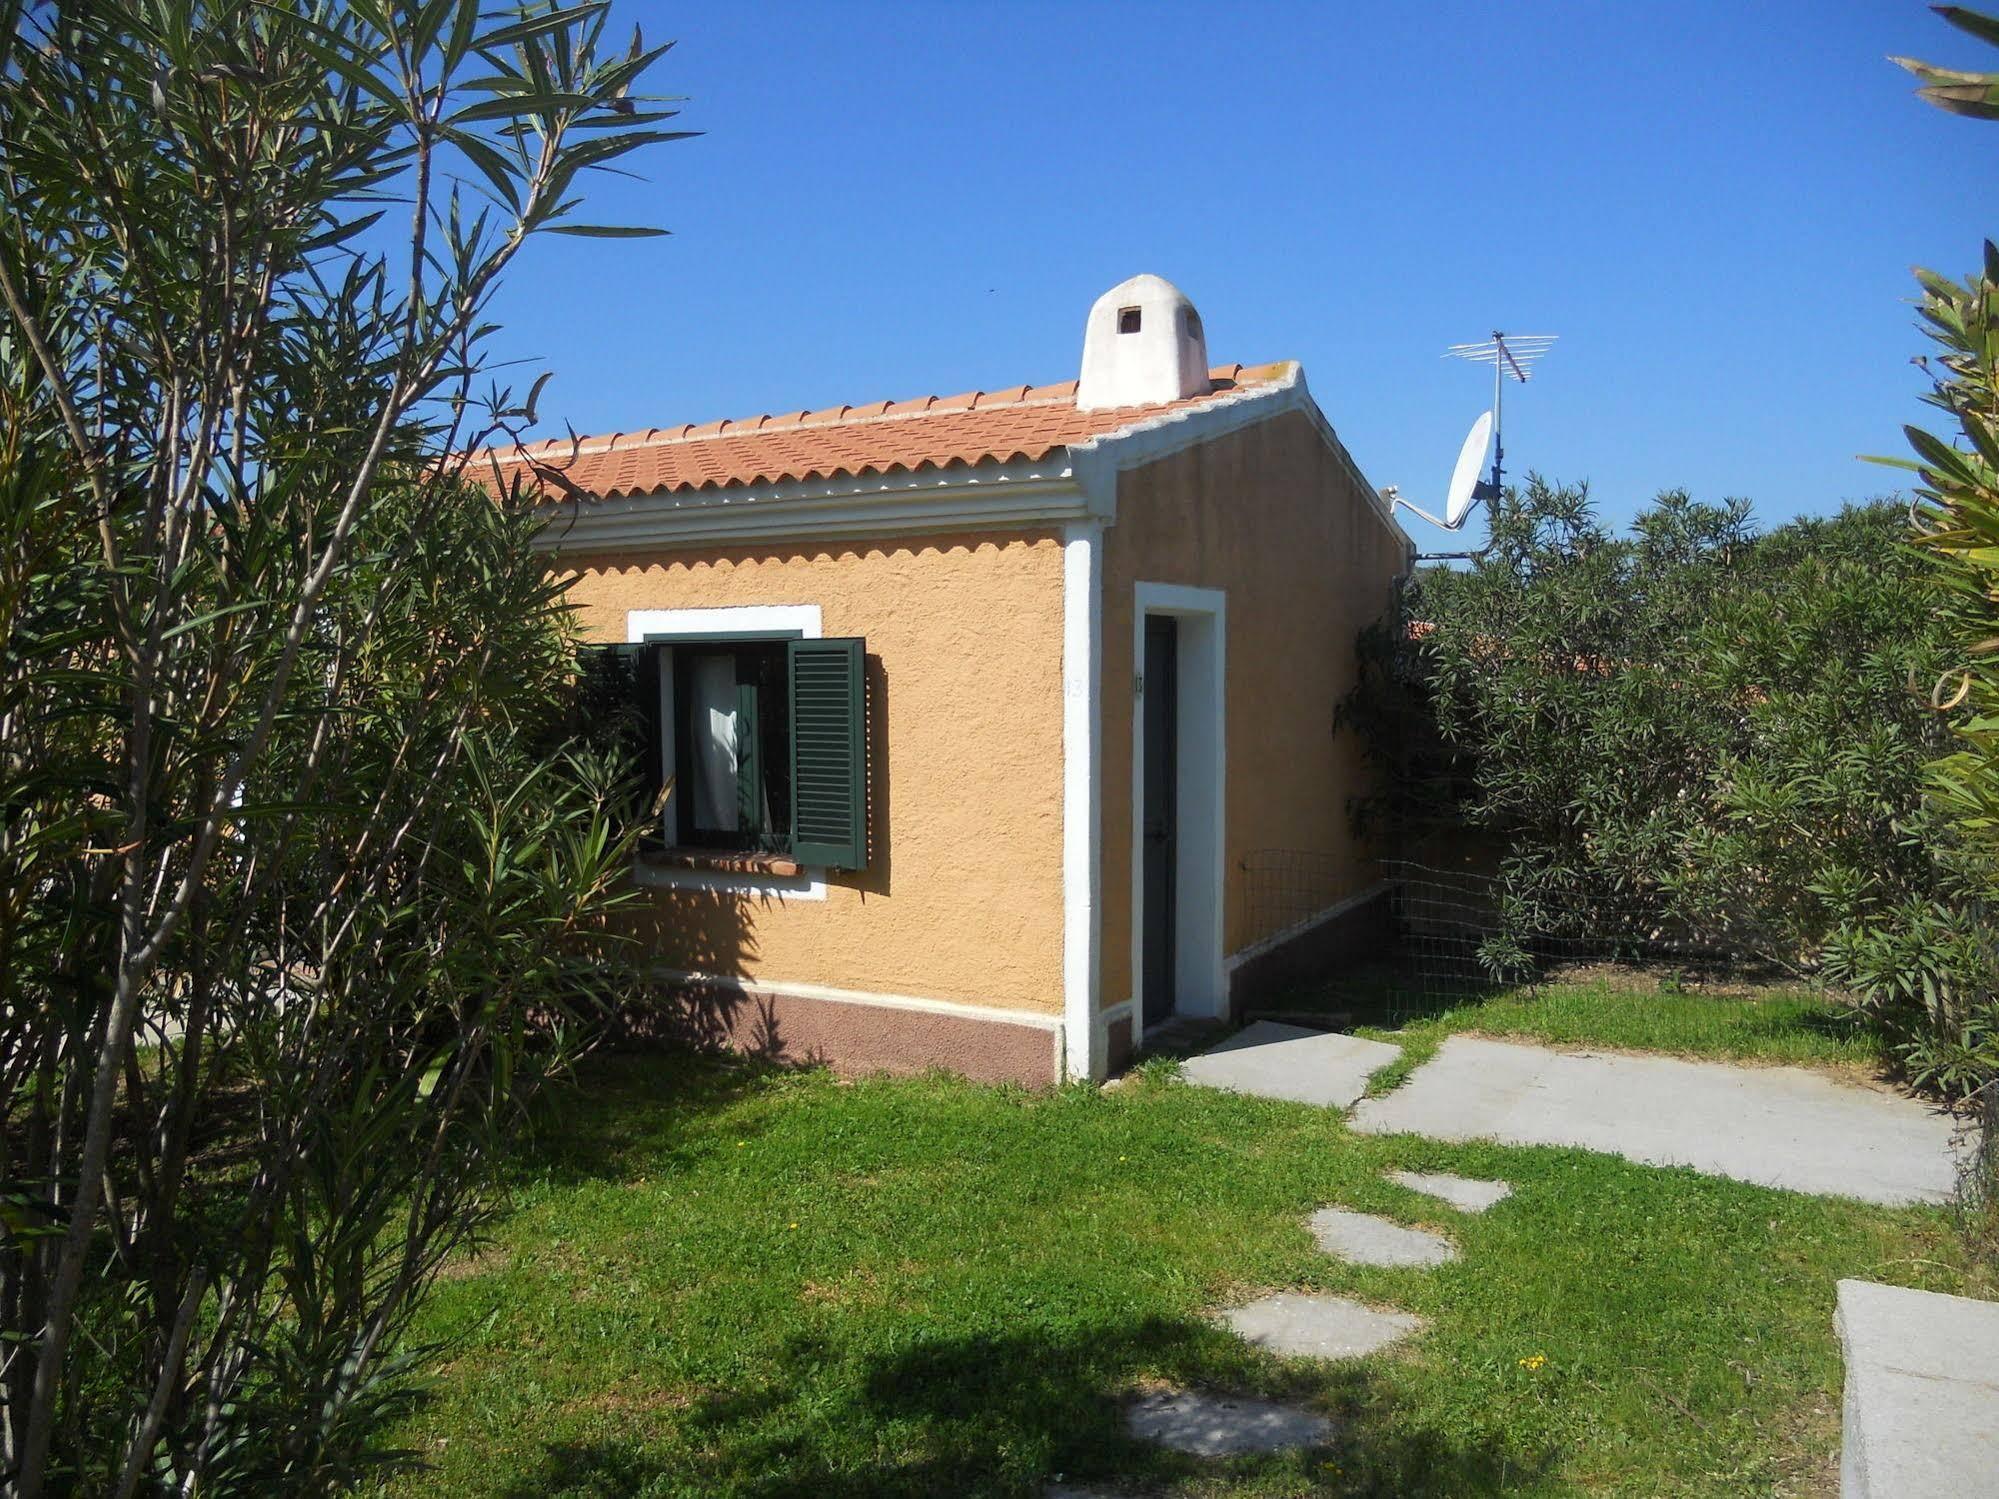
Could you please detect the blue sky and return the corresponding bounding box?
[479,1,1997,544]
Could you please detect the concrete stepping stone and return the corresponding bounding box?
[1350,1034,1959,1206]
[1386,1168,1513,1213]
[1308,1206,1457,1267]
[1218,1291,1423,1360]
[1837,1278,1999,1497]
[1123,1387,1334,1456]
[1179,1020,1400,1109]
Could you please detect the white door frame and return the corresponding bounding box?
[1130,582,1227,1026]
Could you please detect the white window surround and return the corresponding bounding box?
[625,604,827,900]
[1130,582,1228,1027]
[628,605,821,642]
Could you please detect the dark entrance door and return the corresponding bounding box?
[1141,614,1179,1029]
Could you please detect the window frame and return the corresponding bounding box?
[641,627,805,858]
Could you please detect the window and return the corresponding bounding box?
[672,639,791,852]
[586,633,869,870]
[1117,305,1142,334]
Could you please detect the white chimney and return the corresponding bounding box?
[1075,273,1211,411]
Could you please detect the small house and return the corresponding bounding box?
[493,275,1412,1085]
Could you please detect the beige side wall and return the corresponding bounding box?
[559,529,1068,1013]
[1099,410,1409,1009]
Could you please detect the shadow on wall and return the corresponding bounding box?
[613,882,770,1055]
[496,1315,1551,1497]
[849,651,891,899]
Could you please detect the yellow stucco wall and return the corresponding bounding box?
[558,529,1068,1013]
[1099,409,1409,1009]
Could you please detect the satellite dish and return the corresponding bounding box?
[1384,330,1556,555]
[1381,409,1496,533]
[1444,410,1494,527]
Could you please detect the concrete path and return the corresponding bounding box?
[1124,1389,1334,1456]
[1348,1035,1958,1206]
[1838,1279,1999,1497]
[1387,1169,1513,1213]
[1218,1291,1423,1360]
[1179,1020,1400,1110]
[1308,1206,1458,1267]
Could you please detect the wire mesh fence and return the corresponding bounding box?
[1239,849,1765,1027]
[1960,1077,1999,1274]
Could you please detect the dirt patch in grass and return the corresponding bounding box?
[566,1382,712,1420]
[433,1244,509,1282]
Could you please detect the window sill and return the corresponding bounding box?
[638,846,804,879]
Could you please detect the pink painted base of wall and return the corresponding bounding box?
[618,978,1063,1088]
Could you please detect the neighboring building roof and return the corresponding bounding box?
[475,361,1294,501]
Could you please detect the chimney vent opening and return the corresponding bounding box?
[1117,306,1142,334]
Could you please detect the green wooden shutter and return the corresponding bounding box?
[734,678,762,839]
[787,637,867,869]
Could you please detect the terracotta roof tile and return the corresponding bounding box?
[475,361,1292,501]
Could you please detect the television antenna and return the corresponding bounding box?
[1383,331,1557,552]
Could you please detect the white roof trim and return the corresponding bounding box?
[529,364,1411,556]
[532,459,1091,552]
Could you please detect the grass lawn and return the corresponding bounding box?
[1339,976,1894,1097]
[381,983,1983,1497]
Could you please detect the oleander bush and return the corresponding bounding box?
[0,1,683,1491]
[1857,3,1999,1100]
[1344,487,1984,1085]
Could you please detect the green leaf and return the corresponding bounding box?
[1937,5,1999,49]
[542,223,667,237]
[479,3,607,54]
[444,129,523,212]
[448,91,598,124]
[159,600,277,640]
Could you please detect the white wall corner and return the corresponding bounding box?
[1061,520,1104,1079]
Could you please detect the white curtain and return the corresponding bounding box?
[689,653,740,832]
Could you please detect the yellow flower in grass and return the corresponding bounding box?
[1518,1353,1548,1371]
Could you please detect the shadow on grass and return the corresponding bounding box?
[497,1316,1554,1498]
[506,1048,796,1188]
[1265,961,1496,1031]
[1754,1000,1881,1046]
